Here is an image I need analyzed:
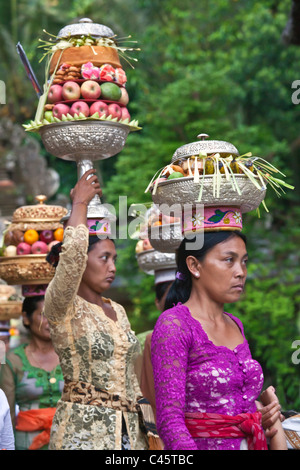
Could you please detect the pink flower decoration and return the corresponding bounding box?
[99,64,115,82]
[83,62,94,69]
[81,62,100,80]
[115,68,127,86]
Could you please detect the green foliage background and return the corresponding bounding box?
[0,0,299,409]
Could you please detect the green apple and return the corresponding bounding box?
[168,172,184,179]
[100,82,122,101]
[44,110,54,122]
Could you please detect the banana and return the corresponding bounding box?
[230,160,239,173]
[245,160,254,172]
[218,161,225,174]
[205,158,215,174]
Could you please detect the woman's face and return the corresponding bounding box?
[81,239,117,293]
[23,300,51,341]
[190,235,248,304]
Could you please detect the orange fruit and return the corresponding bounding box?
[24,229,39,245]
[53,228,64,242]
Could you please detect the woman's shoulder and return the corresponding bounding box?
[224,311,246,337]
[5,344,26,363]
[152,304,194,351]
[160,303,191,320]
[154,303,193,334]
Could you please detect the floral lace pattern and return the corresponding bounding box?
[151,304,264,450]
[44,225,147,450]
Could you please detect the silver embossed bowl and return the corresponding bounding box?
[171,134,239,163]
[148,223,183,253]
[136,249,177,275]
[39,120,130,161]
[56,17,114,39]
[151,175,266,214]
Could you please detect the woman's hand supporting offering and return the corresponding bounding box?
[67,169,102,228]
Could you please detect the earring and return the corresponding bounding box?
[194,273,200,278]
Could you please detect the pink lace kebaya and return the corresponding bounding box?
[151,303,264,450]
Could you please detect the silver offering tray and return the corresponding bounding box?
[148,223,182,253]
[171,133,239,162]
[40,120,130,161]
[151,175,266,215]
[136,249,177,275]
[56,17,115,39]
[40,120,130,222]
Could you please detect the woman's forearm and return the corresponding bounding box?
[44,225,89,322]
[66,202,88,228]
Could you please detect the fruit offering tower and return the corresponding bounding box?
[0,195,67,292]
[24,18,141,233]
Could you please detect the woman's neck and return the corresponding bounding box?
[184,285,224,322]
[26,338,59,372]
[77,284,105,307]
[27,336,55,354]
[77,283,117,322]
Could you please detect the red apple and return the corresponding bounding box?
[89,101,108,117]
[31,241,48,255]
[142,239,153,251]
[118,87,129,106]
[62,81,81,101]
[48,240,60,252]
[121,107,131,121]
[39,230,54,244]
[162,215,181,224]
[151,177,167,187]
[53,103,70,120]
[107,103,122,120]
[80,80,101,100]
[48,84,63,104]
[70,101,90,117]
[16,242,31,255]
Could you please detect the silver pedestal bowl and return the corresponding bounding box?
[148,223,183,253]
[151,175,266,215]
[40,120,131,223]
[136,249,177,275]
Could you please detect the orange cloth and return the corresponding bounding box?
[15,408,56,450]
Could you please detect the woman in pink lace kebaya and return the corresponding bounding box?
[151,232,282,450]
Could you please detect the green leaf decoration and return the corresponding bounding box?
[207,210,229,223]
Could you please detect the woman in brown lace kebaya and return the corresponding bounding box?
[44,170,148,450]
